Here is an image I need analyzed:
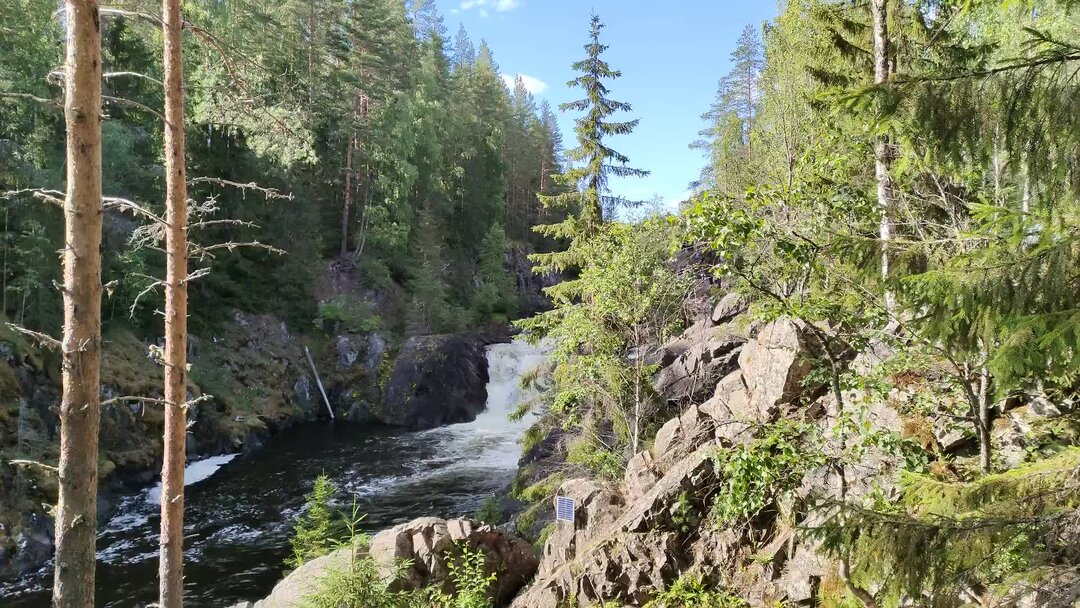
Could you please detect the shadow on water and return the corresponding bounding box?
[1,340,547,608]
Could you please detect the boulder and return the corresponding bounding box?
[737,319,817,421]
[619,447,716,534]
[654,323,746,406]
[624,451,659,503]
[333,332,386,374]
[538,479,623,578]
[381,333,494,429]
[369,517,538,606]
[650,404,718,473]
[710,292,747,325]
[249,544,360,608]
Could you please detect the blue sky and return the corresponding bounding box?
[436,0,779,209]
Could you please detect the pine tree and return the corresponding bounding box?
[159,0,190,604]
[692,23,764,193]
[531,13,648,275]
[53,2,104,607]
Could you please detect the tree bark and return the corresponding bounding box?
[871,0,895,312]
[340,138,354,259]
[977,362,992,474]
[159,0,189,605]
[53,2,104,607]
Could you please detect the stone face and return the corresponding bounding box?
[369,517,538,606]
[381,333,495,429]
[624,451,660,503]
[711,292,747,325]
[737,318,816,421]
[650,404,718,473]
[620,447,716,534]
[654,322,746,407]
[538,479,623,578]
[251,545,359,608]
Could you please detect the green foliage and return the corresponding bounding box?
[530,13,648,275]
[709,421,824,527]
[289,475,340,568]
[811,449,1080,607]
[471,223,518,324]
[644,574,748,608]
[474,496,503,525]
[316,297,382,334]
[299,536,426,608]
[430,543,497,608]
[518,220,687,463]
[566,435,624,482]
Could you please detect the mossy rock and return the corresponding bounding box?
[0,361,21,401]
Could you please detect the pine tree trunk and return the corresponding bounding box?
[159,0,189,604]
[871,0,894,312]
[54,2,104,606]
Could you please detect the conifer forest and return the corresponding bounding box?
[0,1,1078,607]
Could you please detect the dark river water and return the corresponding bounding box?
[0,340,547,608]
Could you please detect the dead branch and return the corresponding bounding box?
[101,394,212,409]
[103,95,167,123]
[184,267,211,283]
[187,177,294,200]
[4,323,61,350]
[128,277,165,317]
[104,196,168,226]
[190,241,286,261]
[9,460,59,473]
[104,71,165,87]
[1,188,64,206]
[99,7,163,26]
[189,218,260,230]
[0,92,61,109]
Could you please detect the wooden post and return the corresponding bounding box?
[304,346,335,420]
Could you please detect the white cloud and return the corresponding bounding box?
[459,0,520,16]
[664,189,694,212]
[501,73,549,95]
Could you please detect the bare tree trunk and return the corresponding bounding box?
[53,2,104,606]
[871,0,894,312]
[159,0,189,605]
[3,208,9,315]
[977,361,992,474]
[340,138,354,259]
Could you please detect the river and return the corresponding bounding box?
[0,338,548,607]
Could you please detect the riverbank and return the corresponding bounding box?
[0,339,547,607]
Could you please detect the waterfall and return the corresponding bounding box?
[425,337,550,471]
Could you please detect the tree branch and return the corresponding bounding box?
[4,323,60,350]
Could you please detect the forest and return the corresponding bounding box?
[0,0,1078,607]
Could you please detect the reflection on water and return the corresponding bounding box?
[0,339,547,608]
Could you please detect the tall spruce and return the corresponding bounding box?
[531,13,648,275]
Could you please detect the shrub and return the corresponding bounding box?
[475,496,503,525]
[644,575,747,608]
[288,475,339,568]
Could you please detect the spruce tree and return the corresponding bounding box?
[531,13,648,275]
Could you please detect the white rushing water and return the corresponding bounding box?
[429,337,551,468]
[144,454,238,505]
